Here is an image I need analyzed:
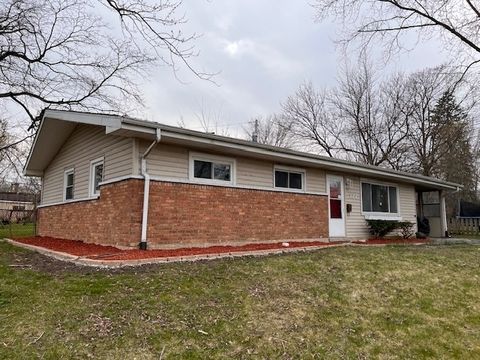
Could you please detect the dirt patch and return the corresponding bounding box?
[7,247,96,274]
[14,237,122,256]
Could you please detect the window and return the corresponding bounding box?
[90,158,104,196]
[361,182,398,213]
[274,168,304,190]
[189,153,234,184]
[64,169,74,201]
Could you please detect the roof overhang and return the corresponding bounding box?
[24,110,462,192]
[24,110,154,176]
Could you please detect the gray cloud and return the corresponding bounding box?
[142,0,449,133]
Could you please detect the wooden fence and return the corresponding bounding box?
[448,218,480,236]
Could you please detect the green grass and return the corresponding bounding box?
[450,233,480,240]
[0,223,35,238]
[1,242,480,359]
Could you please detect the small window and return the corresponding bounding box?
[90,158,104,196]
[64,169,74,201]
[190,154,234,184]
[274,169,304,190]
[361,182,398,214]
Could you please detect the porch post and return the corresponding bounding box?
[439,190,448,237]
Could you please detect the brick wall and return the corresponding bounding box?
[37,180,143,247]
[147,182,328,247]
[37,180,329,248]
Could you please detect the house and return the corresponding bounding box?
[24,110,461,249]
[0,190,36,223]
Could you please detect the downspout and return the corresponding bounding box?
[140,128,161,250]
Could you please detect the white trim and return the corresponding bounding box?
[43,109,122,128]
[38,195,99,209]
[360,179,401,216]
[188,151,236,186]
[273,165,306,193]
[23,115,46,176]
[89,157,105,197]
[0,200,34,205]
[98,175,143,187]
[327,174,346,237]
[63,168,75,201]
[363,213,403,221]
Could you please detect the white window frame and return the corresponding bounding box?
[273,165,306,193]
[360,179,401,219]
[63,168,75,201]
[189,152,236,186]
[89,157,104,197]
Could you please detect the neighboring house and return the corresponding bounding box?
[0,191,36,223]
[24,110,461,248]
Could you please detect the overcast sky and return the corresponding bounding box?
[139,1,448,135]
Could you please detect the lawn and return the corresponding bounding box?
[0,223,35,238]
[1,242,480,359]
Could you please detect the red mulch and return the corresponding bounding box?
[12,236,429,262]
[14,236,341,261]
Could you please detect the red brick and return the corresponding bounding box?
[37,180,329,248]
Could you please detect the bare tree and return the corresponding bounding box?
[281,82,338,156]
[243,115,295,148]
[280,60,412,166]
[330,59,413,167]
[0,119,28,181]
[313,0,480,79]
[193,99,231,136]
[0,0,208,141]
[403,66,455,175]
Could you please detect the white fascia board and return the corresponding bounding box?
[160,130,459,191]
[23,115,45,176]
[43,109,122,128]
[106,122,157,137]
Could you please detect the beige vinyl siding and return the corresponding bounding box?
[397,183,418,233]
[140,143,327,192]
[345,176,369,238]
[237,158,273,188]
[344,177,417,239]
[140,142,189,178]
[306,168,326,194]
[42,124,134,205]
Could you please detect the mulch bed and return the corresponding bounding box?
[12,236,429,262]
[14,237,342,261]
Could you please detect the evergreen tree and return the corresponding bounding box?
[429,91,477,214]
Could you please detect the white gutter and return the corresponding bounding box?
[139,128,161,250]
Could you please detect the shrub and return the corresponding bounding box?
[366,220,400,238]
[397,221,415,239]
